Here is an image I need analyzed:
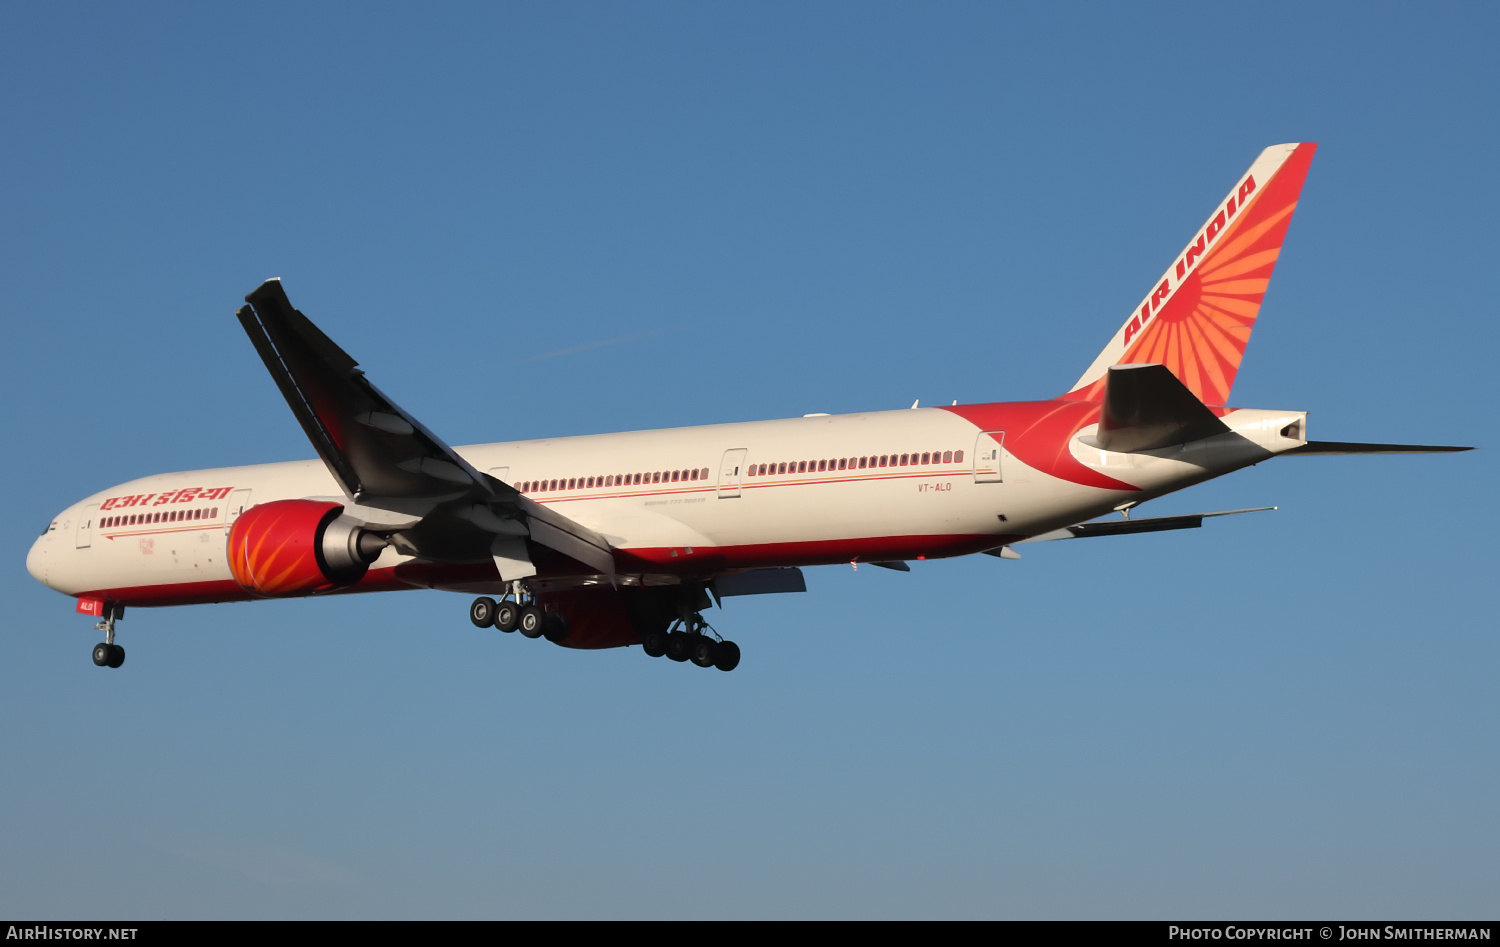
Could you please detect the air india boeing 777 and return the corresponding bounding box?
[26,142,1469,671]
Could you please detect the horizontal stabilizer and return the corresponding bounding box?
[1281,441,1474,455]
[1021,507,1274,543]
[1097,364,1230,452]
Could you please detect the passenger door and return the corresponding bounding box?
[717,448,748,498]
[974,431,1004,483]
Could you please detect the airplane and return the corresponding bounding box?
[26,141,1470,672]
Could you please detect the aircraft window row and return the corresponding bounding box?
[746,450,964,477]
[518,468,711,494]
[103,507,220,528]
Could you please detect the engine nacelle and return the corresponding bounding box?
[228,500,385,596]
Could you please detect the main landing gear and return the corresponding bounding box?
[91,605,125,669]
[641,610,740,672]
[469,583,569,644]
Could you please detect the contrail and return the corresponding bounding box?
[508,331,658,366]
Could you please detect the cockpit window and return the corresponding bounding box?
[39,520,55,536]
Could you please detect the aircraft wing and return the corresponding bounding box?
[237,279,614,575]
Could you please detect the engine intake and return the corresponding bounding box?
[228,500,386,596]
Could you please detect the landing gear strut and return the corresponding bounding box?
[469,583,569,644]
[643,607,739,672]
[91,604,125,669]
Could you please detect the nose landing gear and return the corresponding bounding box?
[91,604,125,669]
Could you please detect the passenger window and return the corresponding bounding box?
[922,452,930,464]
[954,450,964,463]
[943,451,953,463]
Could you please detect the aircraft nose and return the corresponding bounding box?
[27,527,51,587]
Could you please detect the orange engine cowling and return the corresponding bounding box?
[228,500,385,596]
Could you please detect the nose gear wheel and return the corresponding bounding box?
[89,604,126,669]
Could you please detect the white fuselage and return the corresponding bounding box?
[27,403,1306,606]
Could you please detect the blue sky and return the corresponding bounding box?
[2,2,1494,919]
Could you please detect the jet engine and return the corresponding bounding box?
[228,499,386,596]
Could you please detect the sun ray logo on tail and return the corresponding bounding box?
[1066,142,1317,406]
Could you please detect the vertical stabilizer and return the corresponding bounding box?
[1065,142,1317,405]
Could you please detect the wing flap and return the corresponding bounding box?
[714,568,807,597]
